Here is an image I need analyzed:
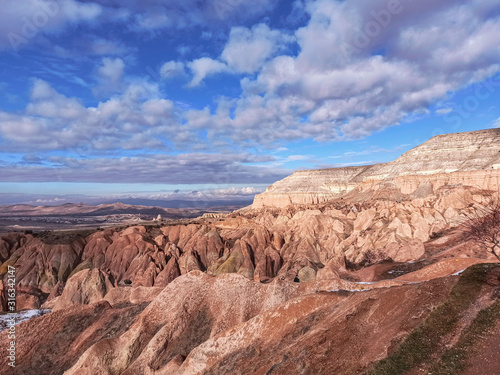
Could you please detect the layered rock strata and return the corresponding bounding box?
[253,128,500,207]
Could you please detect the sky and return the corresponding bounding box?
[0,0,500,206]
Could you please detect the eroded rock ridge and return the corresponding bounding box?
[253,128,500,207]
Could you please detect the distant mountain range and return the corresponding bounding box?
[0,201,247,218]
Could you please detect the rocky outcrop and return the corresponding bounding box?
[0,234,86,311]
[253,128,500,207]
[176,277,453,375]
[0,301,147,375]
[1,185,495,312]
[5,262,499,375]
[62,271,303,375]
[51,269,114,311]
[0,234,85,293]
[1,128,499,374]
[2,130,499,312]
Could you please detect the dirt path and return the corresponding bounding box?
[333,258,499,294]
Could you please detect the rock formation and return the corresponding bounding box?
[0,128,500,374]
[51,268,114,311]
[253,128,500,207]
[2,261,499,374]
[0,187,496,311]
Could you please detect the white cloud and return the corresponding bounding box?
[27,79,85,120]
[221,23,292,74]
[0,79,182,153]
[97,58,125,88]
[214,0,500,142]
[187,58,228,87]
[0,0,103,50]
[35,197,66,204]
[1,0,500,159]
[186,23,293,85]
[160,61,185,79]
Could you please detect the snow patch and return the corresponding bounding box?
[452,268,467,276]
[0,309,51,332]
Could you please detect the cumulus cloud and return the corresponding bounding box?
[1,0,500,161]
[221,23,293,74]
[218,0,500,142]
[186,23,293,85]
[98,57,125,82]
[94,57,125,95]
[187,58,228,87]
[160,61,185,79]
[0,0,103,50]
[0,79,185,153]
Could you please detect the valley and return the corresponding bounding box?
[0,129,499,374]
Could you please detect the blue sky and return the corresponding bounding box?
[0,0,499,206]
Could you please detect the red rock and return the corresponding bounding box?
[52,268,114,311]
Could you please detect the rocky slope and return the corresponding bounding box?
[253,128,500,207]
[0,129,499,374]
[1,185,494,312]
[1,260,499,375]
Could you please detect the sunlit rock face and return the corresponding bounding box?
[253,128,500,208]
[0,184,492,313]
[6,263,500,375]
[2,130,500,312]
[1,129,500,374]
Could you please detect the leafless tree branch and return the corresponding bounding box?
[462,194,500,261]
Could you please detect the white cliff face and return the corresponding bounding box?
[254,129,500,208]
[367,128,500,178]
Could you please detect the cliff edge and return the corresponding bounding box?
[254,128,500,207]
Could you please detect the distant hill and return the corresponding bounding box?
[0,201,245,220]
[99,198,253,210]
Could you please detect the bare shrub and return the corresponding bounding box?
[462,195,500,261]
